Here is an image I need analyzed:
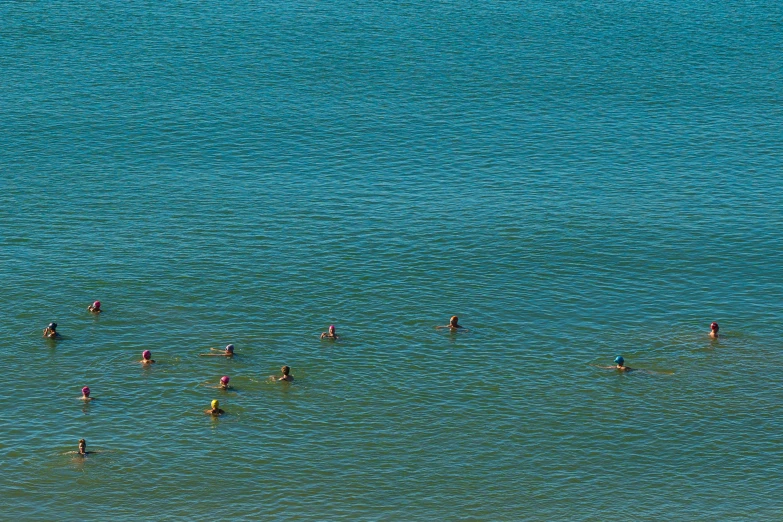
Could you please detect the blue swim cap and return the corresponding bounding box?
[614,356,624,365]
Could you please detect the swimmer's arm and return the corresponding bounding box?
[199,353,226,357]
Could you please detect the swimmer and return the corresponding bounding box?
[435,316,468,331]
[140,350,155,364]
[80,386,93,401]
[596,356,634,372]
[320,325,339,340]
[63,438,102,457]
[709,322,719,339]
[200,344,235,357]
[43,322,59,339]
[206,376,232,390]
[274,365,294,382]
[205,399,225,416]
[87,301,102,313]
[595,356,671,375]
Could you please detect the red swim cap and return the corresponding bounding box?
[142,350,151,359]
[711,322,719,330]
[93,301,101,308]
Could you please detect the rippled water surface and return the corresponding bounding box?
[2,1,782,520]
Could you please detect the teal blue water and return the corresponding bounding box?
[2,1,782,519]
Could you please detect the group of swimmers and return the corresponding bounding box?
[54,300,325,456]
[53,306,719,454]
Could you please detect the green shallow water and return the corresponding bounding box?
[1,1,782,519]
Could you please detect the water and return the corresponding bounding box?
[2,1,782,519]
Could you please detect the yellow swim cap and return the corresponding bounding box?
[211,400,219,409]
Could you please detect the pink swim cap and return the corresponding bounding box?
[220,376,229,384]
[82,386,90,396]
[142,350,151,359]
[93,301,101,308]
[329,325,335,330]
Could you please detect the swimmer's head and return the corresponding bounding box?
[48,322,57,330]
[711,322,719,331]
[78,439,86,451]
[93,301,101,309]
[142,350,151,360]
[614,356,624,366]
[220,376,230,385]
[450,316,459,325]
[225,344,234,353]
[82,386,90,397]
[211,399,219,409]
[329,325,335,333]
[282,365,290,375]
